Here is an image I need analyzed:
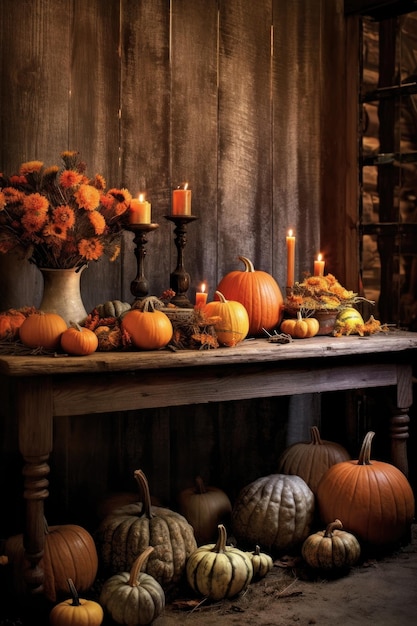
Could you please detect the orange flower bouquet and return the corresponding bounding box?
[286,274,372,312]
[0,151,132,269]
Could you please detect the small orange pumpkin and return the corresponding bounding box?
[61,322,99,355]
[203,291,249,346]
[281,312,319,338]
[121,299,173,350]
[49,578,104,626]
[19,311,67,350]
[216,256,284,336]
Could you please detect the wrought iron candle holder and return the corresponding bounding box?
[165,215,198,308]
[126,223,159,300]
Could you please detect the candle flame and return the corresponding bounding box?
[184,182,188,190]
[200,283,206,293]
[317,253,323,261]
[138,193,145,202]
[288,229,293,237]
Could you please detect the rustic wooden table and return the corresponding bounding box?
[1,330,417,595]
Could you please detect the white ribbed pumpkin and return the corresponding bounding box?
[231,474,315,553]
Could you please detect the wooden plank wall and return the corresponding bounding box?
[0,0,357,535]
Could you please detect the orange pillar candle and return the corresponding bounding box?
[314,253,325,276]
[129,194,151,224]
[195,283,208,308]
[172,183,192,216]
[286,229,295,288]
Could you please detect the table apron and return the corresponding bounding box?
[51,361,402,416]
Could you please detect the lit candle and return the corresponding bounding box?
[172,182,192,216]
[195,283,208,308]
[286,229,295,288]
[314,253,325,276]
[129,193,151,224]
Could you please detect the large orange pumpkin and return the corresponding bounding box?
[216,256,284,335]
[316,431,415,546]
[5,522,98,602]
[19,311,67,350]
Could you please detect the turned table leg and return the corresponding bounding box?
[390,363,413,477]
[16,376,53,595]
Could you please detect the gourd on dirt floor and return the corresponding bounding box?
[178,475,232,544]
[246,545,274,579]
[277,425,351,495]
[49,578,104,626]
[301,519,361,570]
[231,474,314,554]
[5,520,98,602]
[95,469,197,589]
[186,524,253,601]
[100,547,165,626]
[316,431,415,546]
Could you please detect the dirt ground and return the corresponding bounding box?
[1,526,416,626]
[156,525,417,626]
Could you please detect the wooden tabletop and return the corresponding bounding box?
[1,330,417,377]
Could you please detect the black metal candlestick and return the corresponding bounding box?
[126,223,159,300]
[165,215,198,308]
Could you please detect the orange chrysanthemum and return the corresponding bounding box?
[78,237,104,261]
[91,174,106,191]
[19,161,43,175]
[88,210,106,235]
[2,187,23,204]
[60,169,84,189]
[74,184,100,211]
[53,205,75,230]
[21,210,48,233]
[23,193,49,214]
[43,221,68,240]
[107,188,132,216]
[0,191,5,210]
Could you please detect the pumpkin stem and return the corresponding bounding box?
[212,524,227,553]
[310,426,323,445]
[129,546,154,587]
[254,545,261,556]
[214,291,227,303]
[67,578,81,606]
[238,256,255,273]
[140,296,163,313]
[324,519,343,538]
[134,469,154,519]
[195,476,207,494]
[357,431,375,466]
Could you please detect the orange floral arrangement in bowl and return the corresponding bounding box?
[0,151,133,269]
[286,274,371,312]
